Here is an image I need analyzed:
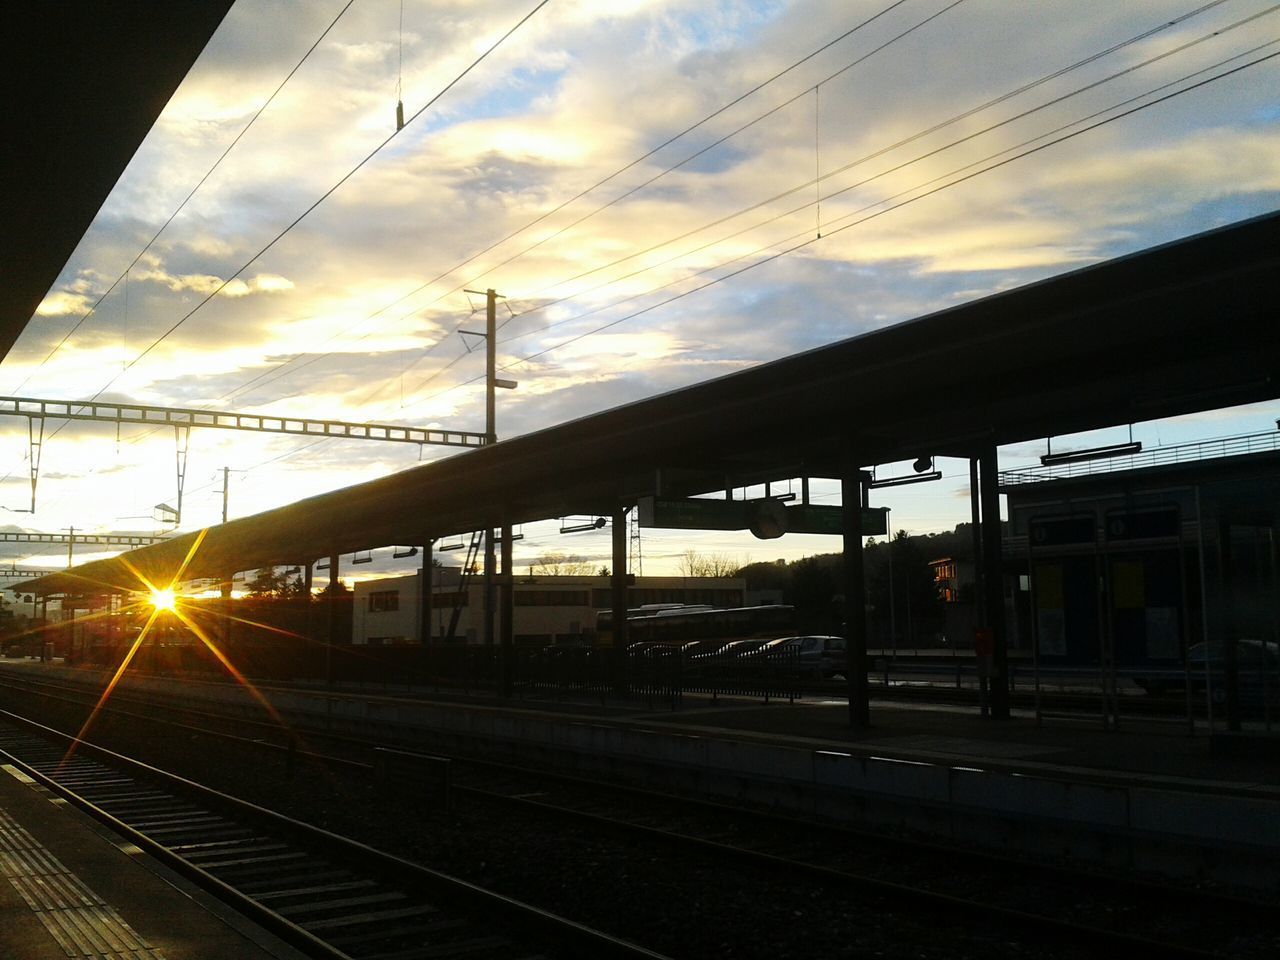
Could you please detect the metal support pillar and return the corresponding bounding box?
[842,460,869,727]
[420,541,434,645]
[501,522,514,697]
[1219,515,1241,731]
[174,425,190,526]
[28,417,43,513]
[979,446,1010,719]
[611,507,629,689]
[65,526,75,569]
[303,561,314,664]
[970,458,989,717]
[220,577,232,650]
[325,552,339,688]
[485,288,496,446]
[481,287,499,650]
[484,529,495,645]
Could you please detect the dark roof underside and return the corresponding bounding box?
[1,2,235,357]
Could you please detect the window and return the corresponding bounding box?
[368,590,399,612]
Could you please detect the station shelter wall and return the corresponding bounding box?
[1008,471,1279,670]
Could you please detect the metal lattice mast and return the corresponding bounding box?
[0,396,488,520]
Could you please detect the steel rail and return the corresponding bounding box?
[0,708,670,960]
[1,670,1269,952]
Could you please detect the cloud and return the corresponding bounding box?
[5,0,1280,563]
[130,266,295,298]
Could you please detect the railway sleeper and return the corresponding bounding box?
[203,855,318,875]
[357,934,518,960]
[326,916,469,949]
[180,841,293,863]
[275,890,409,917]
[302,903,445,933]
[251,878,380,902]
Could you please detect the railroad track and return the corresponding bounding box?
[0,709,667,960]
[3,671,1274,959]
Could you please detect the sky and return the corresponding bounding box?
[2,0,1278,582]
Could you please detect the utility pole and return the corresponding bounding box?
[221,466,230,524]
[483,288,496,649]
[64,526,75,569]
[462,288,517,650]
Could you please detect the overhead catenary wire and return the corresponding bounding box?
[497,0,1241,322]
[7,0,361,399]
[193,0,929,413]
[23,9,1263,536]
[0,0,364,494]
[398,45,1280,413]
[398,5,1273,402]
[0,1,551,518]
[84,0,552,406]
[376,0,1239,401]
[199,0,1236,418]
[10,5,1269,527]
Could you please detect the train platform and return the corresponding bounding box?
[2,658,1277,887]
[0,751,308,960]
[639,696,1280,794]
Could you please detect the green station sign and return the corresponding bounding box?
[637,497,887,538]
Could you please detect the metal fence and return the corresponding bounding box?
[68,638,805,707]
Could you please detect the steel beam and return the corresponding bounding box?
[0,396,487,447]
[0,532,167,547]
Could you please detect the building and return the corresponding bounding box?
[352,572,746,646]
[1000,433,1280,687]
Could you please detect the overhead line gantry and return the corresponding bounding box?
[0,530,170,571]
[0,396,488,521]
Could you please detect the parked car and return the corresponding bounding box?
[746,635,846,678]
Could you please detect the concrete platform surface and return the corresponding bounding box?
[0,756,308,960]
[641,697,1280,795]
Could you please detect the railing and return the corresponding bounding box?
[999,430,1280,486]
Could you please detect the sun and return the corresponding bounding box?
[150,587,177,611]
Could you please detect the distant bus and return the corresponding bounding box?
[595,604,795,647]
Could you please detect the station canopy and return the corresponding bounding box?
[2,3,236,359]
[16,211,1280,598]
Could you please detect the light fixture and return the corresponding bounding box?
[560,517,607,534]
[912,456,933,473]
[393,546,418,559]
[352,551,373,565]
[1040,441,1141,466]
[437,540,465,551]
[869,470,943,489]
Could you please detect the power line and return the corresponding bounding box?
[23,19,1269,531]
[500,0,1242,321]
[14,7,1274,522]
[400,3,1264,400]
[400,44,1279,411]
[191,0,929,415]
[2,0,552,515]
[388,0,1237,398]
[85,0,553,404]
